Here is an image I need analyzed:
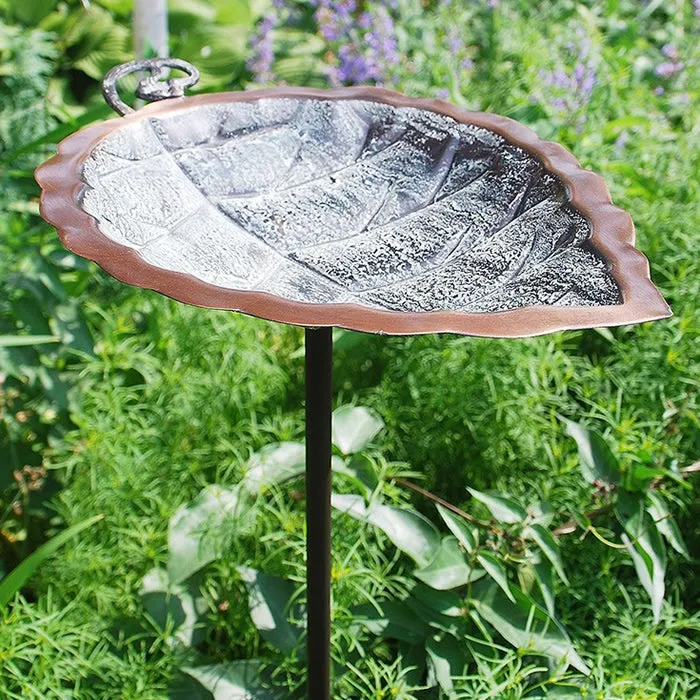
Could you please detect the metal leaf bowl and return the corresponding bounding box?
[36,86,670,337]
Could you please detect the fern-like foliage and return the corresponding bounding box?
[0,23,57,155]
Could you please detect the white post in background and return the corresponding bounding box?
[133,0,169,59]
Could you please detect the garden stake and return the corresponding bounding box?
[305,327,333,700]
[35,57,670,699]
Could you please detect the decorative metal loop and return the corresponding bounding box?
[102,58,200,116]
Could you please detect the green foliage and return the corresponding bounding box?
[182,661,279,700]
[0,514,102,607]
[470,580,588,676]
[236,566,302,656]
[332,405,385,456]
[117,413,693,696]
[467,488,528,524]
[565,420,622,489]
[0,22,56,157]
[140,567,208,648]
[333,494,442,569]
[168,485,253,585]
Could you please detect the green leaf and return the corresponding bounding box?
[331,453,378,496]
[332,328,369,353]
[169,671,213,700]
[528,502,555,528]
[72,21,130,80]
[140,568,207,648]
[0,334,58,347]
[242,443,363,495]
[331,495,440,567]
[271,29,328,87]
[564,420,621,487]
[51,303,94,354]
[602,116,651,139]
[593,327,616,343]
[646,492,689,558]
[241,442,305,495]
[9,0,57,25]
[414,536,484,590]
[182,661,278,700]
[174,24,247,89]
[410,583,463,617]
[5,103,113,159]
[331,405,384,455]
[273,55,328,88]
[525,682,589,699]
[628,463,666,491]
[0,515,103,608]
[517,554,537,587]
[532,559,557,617]
[330,493,367,519]
[523,524,569,584]
[467,488,527,524]
[616,492,667,623]
[471,580,589,675]
[621,531,667,623]
[168,486,252,584]
[436,505,477,553]
[426,634,468,694]
[215,0,252,25]
[477,551,515,602]
[236,567,301,655]
[169,0,217,22]
[397,641,427,687]
[352,600,429,644]
[404,595,460,635]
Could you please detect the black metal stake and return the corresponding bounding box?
[305,326,333,700]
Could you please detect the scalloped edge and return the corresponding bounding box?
[35,86,671,337]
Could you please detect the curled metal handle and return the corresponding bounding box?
[102,58,200,116]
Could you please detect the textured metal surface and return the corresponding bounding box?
[102,58,199,116]
[37,87,671,336]
[79,97,622,314]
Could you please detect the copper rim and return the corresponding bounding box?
[35,86,671,337]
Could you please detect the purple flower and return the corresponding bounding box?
[537,30,597,122]
[247,13,276,83]
[578,66,596,95]
[654,44,684,83]
[449,33,462,54]
[336,44,379,83]
[358,11,372,29]
[655,61,683,78]
[556,68,572,88]
[661,43,679,60]
[654,86,665,96]
[321,2,399,86]
[613,131,628,157]
[436,88,450,99]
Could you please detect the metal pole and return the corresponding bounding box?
[133,0,169,58]
[305,327,333,700]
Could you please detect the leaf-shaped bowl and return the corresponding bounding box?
[35,87,670,337]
